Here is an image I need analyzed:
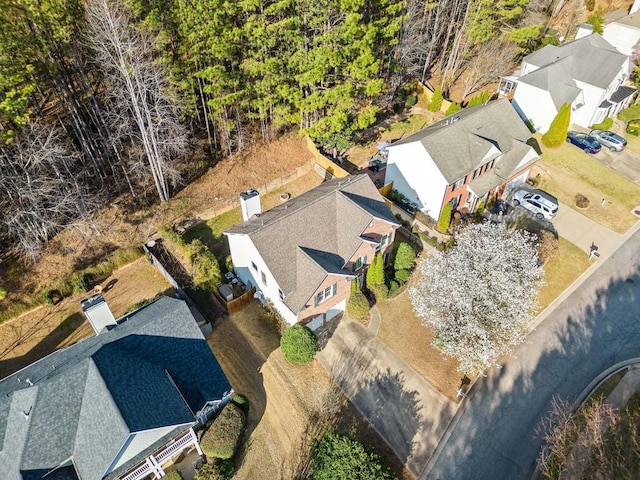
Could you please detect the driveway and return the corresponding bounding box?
[551,201,621,257]
[421,224,640,480]
[316,318,456,478]
[594,147,640,184]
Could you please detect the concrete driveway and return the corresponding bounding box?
[316,318,456,478]
[594,147,640,184]
[551,201,621,257]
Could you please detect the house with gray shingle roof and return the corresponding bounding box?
[224,174,399,328]
[501,33,633,132]
[0,296,233,480]
[603,1,640,57]
[384,98,539,222]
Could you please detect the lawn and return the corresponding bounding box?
[617,104,640,122]
[376,274,463,401]
[184,170,324,268]
[537,237,591,311]
[535,141,640,233]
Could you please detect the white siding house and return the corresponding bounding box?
[384,99,540,222]
[603,1,640,57]
[505,34,634,132]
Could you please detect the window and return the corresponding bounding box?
[472,166,482,179]
[353,255,367,271]
[261,271,267,285]
[452,178,464,190]
[251,261,257,271]
[377,233,392,251]
[314,283,337,306]
[279,289,285,300]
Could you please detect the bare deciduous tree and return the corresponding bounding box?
[84,0,188,203]
[0,122,99,262]
[462,38,519,99]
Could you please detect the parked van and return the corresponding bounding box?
[512,188,558,220]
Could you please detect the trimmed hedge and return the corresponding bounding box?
[393,242,416,271]
[164,472,184,480]
[347,291,370,319]
[541,103,570,148]
[200,403,246,460]
[232,393,249,414]
[627,118,640,136]
[280,324,318,365]
[590,117,613,130]
[395,269,411,284]
[437,202,452,233]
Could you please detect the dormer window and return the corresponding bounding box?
[353,255,367,271]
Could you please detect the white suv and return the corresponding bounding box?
[512,189,558,220]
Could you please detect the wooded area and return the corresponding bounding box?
[0,0,565,260]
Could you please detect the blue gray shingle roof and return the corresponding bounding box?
[0,296,232,480]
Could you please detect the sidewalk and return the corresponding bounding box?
[551,201,622,257]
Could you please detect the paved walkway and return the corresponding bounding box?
[551,201,621,257]
[316,317,455,478]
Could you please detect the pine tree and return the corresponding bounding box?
[427,86,444,112]
[541,103,571,148]
[437,202,453,233]
[445,102,462,115]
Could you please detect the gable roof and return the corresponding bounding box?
[605,9,640,29]
[520,34,627,90]
[225,175,398,314]
[0,296,232,480]
[389,98,534,183]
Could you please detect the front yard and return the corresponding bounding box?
[535,141,640,233]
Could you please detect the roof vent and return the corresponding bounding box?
[81,293,117,335]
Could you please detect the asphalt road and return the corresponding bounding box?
[422,224,640,480]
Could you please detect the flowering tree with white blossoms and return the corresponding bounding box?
[409,222,544,376]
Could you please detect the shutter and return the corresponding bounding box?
[332,283,337,295]
[363,255,368,266]
[314,294,319,307]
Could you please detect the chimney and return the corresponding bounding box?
[81,293,117,334]
[575,23,593,40]
[240,189,262,221]
[631,0,640,14]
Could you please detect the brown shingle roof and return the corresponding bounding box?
[225,175,398,314]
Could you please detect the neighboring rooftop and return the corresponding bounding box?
[0,296,231,480]
[225,174,398,314]
[605,9,640,28]
[389,98,535,184]
[520,34,627,90]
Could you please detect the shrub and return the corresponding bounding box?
[590,117,613,130]
[393,242,416,271]
[232,393,249,414]
[200,403,246,459]
[586,0,595,10]
[347,291,370,319]
[366,252,385,287]
[388,189,405,203]
[627,118,640,135]
[586,7,605,34]
[437,202,452,233]
[467,90,489,107]
[405,94,418,107]
[541,103,571,148]
[311,430,396,480]
[395,269,411,284]
[280,324,318,365]
[445,102,462,115]
[427,86,443,112]
[536,229,559,264]
[71,273,89,293]
[164,472,183,480]
[388,280,401,296]
[0,288,6,301]
[368,283,388,302]
[225,255,234,273]
[575,193,590,208]
[194,463,226,480]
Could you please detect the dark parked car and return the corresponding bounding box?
[400,198,417,214]
[589,129,627,152]
[566,131,601,154]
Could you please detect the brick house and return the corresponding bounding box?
[224,174,399,329]
[384,98,540,221]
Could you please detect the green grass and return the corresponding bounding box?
[384,115,429,140]
[536,141,640,233]
[617,103,640,122]
[183,208,242,269]
[537,238,591,311]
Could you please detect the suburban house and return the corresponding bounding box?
[224,175,399,329]
[0,295,233,480]
[384,98,539,222]
[499,33,633,132]
[603,0,640,56]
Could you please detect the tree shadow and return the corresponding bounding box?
[0,311,85,379]
[422,250,640,479]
